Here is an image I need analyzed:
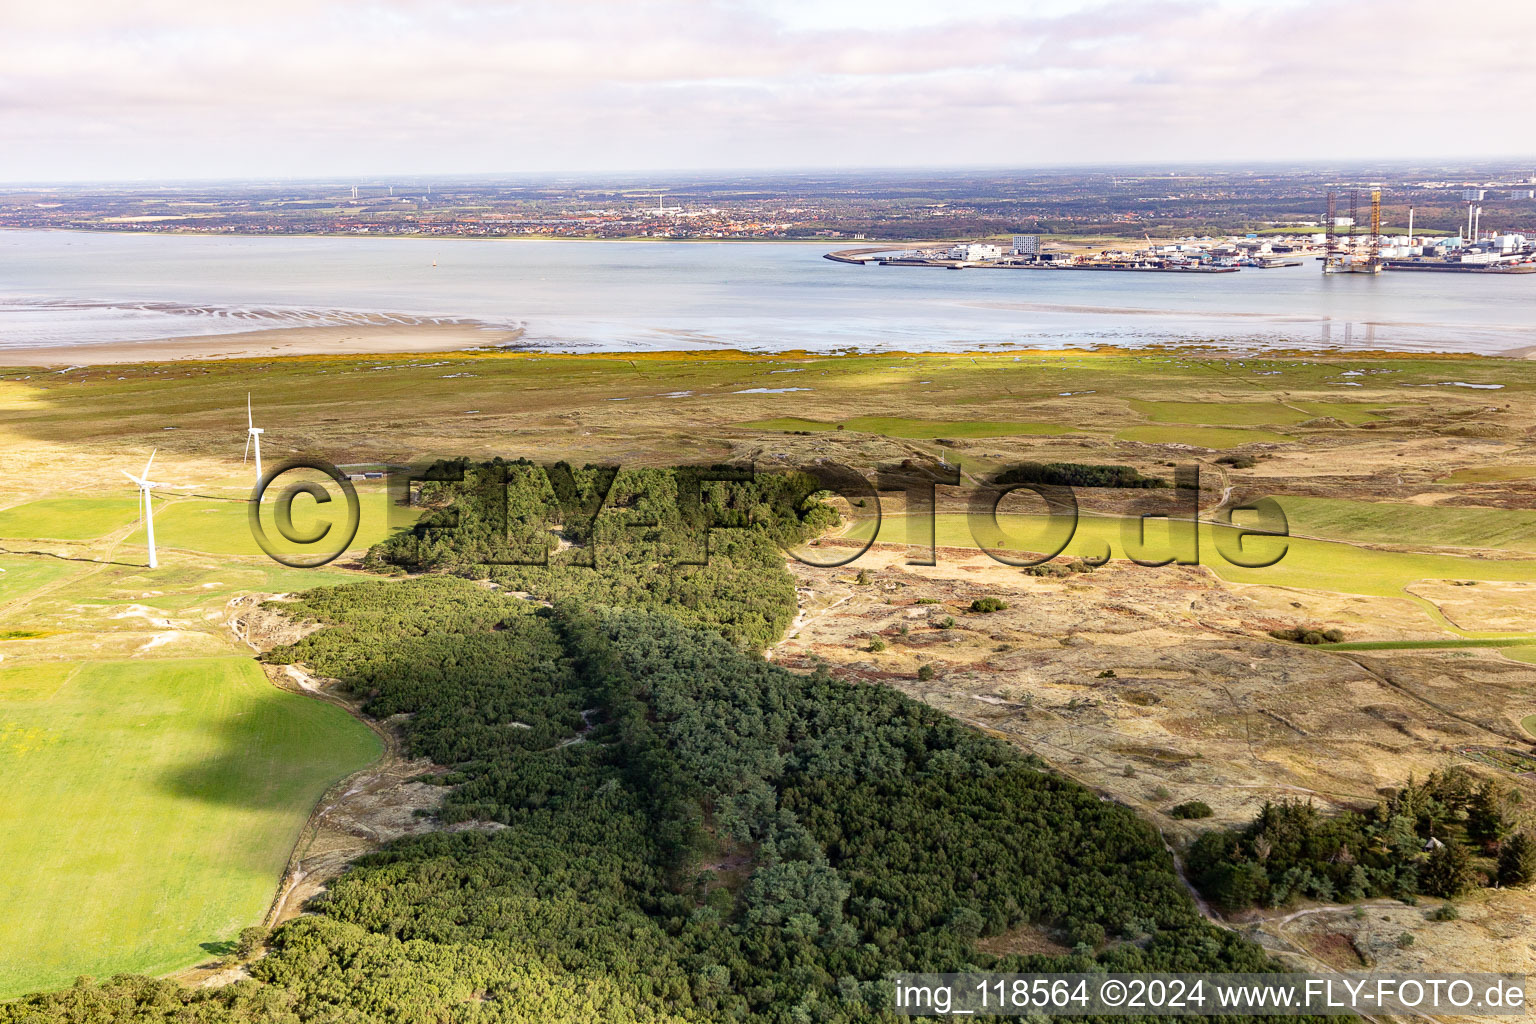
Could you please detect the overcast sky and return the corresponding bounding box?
[4,0,1533,182]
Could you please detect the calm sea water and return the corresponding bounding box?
[1,229,1532,355]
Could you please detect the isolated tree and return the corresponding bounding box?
[1420,842,1477,898]
[235,925,268,960]
[1467,780,1511,844]
[1498,832,1536,887]
[1207,861,1269,910]
[1343,865,1370,902]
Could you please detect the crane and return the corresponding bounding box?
[1322,187,1384,275]
[1369,187,1382,265]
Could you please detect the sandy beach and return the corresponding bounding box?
[0,322,527,367]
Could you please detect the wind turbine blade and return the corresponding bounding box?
[243,432,251,463]
[142,448,157,478]
[248,393,253,429]
[123,470,145,485]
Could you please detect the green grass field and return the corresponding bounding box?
[1114,425,1293,448]
[1276,496,1536,555]
[0,555,81,605]
[1127,400,1394,427]
[122,488,415,560]
[873,513,1536,601]
[1316,639,1536,651]
[736,415,1074,438]
[1437,465,1536,484]
[0,498,141,541]
[0,656,380,998]
[1506,648,1536,666]
[1,479,411,565]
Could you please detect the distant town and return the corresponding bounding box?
[3,165,1535,243]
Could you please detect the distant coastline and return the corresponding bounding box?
[0,226,863,245]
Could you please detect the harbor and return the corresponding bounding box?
[830,188,1536,278]
[824,237,1275,272]
[829,231,1536,276]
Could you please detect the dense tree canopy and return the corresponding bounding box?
[1187,769,1523,911]
[363,459,838,651]
[995,462,1172,490]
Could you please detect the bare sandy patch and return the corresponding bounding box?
[0,322,525,367]
[1408,580,1536,632]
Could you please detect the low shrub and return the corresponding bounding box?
[1269,626,1345,645]
[1168,801,1214,820]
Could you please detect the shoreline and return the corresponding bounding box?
[0,226,1210,249]
[0,323,527,366]
[0,226,860,245]
[2,320,1534,368]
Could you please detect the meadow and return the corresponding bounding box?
[871,512,1536,623]
[119,488,414,560]
[0,432,404,999]
[0,656,380,999]
[1276,496,1536,555]
[7,347,1527,470]
[1113,425,1293,447]
[0,497,141,541]
[0,556,81,607]
[734,415,1073,437]
[1126,399,1396,426]
[1438,465,1536,483]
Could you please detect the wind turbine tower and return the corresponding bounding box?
[244,394,265,481]
[124,450,166,569]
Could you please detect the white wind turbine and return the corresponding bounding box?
[243,393,265,481]
[124,449,168,569]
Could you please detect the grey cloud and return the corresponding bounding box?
[1,0,1533,179]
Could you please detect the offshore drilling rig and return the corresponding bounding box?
[1323,187,1383,274]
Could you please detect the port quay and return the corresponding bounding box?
[827,227,1536,276]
